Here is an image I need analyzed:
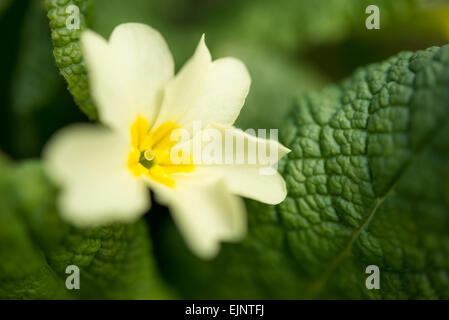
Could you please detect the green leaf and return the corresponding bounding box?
[0,160,173,299]
[155,45,449,299]
[0,156,72,299]
[45,0,97,119]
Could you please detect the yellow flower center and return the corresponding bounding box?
[127,116,194,187]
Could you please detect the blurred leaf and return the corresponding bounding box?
[10,0,61,116]
[91,0,153,38]
[0,160,174,299]
[0,150,10,170]
[7,0,66,158]
[0,156,72,299]
[161,0,435,52]
[215,43,327,130]
[155,45,449,299]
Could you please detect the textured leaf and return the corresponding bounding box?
[45,0,97,119]
[155,45,449,299]
[0,160,173,299]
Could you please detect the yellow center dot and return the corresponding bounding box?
[127,116,194,187]
[144,150,155,161]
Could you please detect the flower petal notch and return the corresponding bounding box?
[44,23,290,259]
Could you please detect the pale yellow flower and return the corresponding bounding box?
[44,23,289,258]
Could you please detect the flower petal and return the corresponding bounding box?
[154,34,211,128]
[175,58,251,128]
[150,176,246,259]
[177,124,290,166]
[81,23,174,133]
[43,124,150,226]
[207,125,289,204]
[217,124,290,165]
[199,166,287,205]
[178,57,251,130]
[171,124,290,204]
[57,174,150,227]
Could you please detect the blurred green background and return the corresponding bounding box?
[1,0,448,160]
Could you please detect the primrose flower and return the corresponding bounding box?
[44,23,290,258]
